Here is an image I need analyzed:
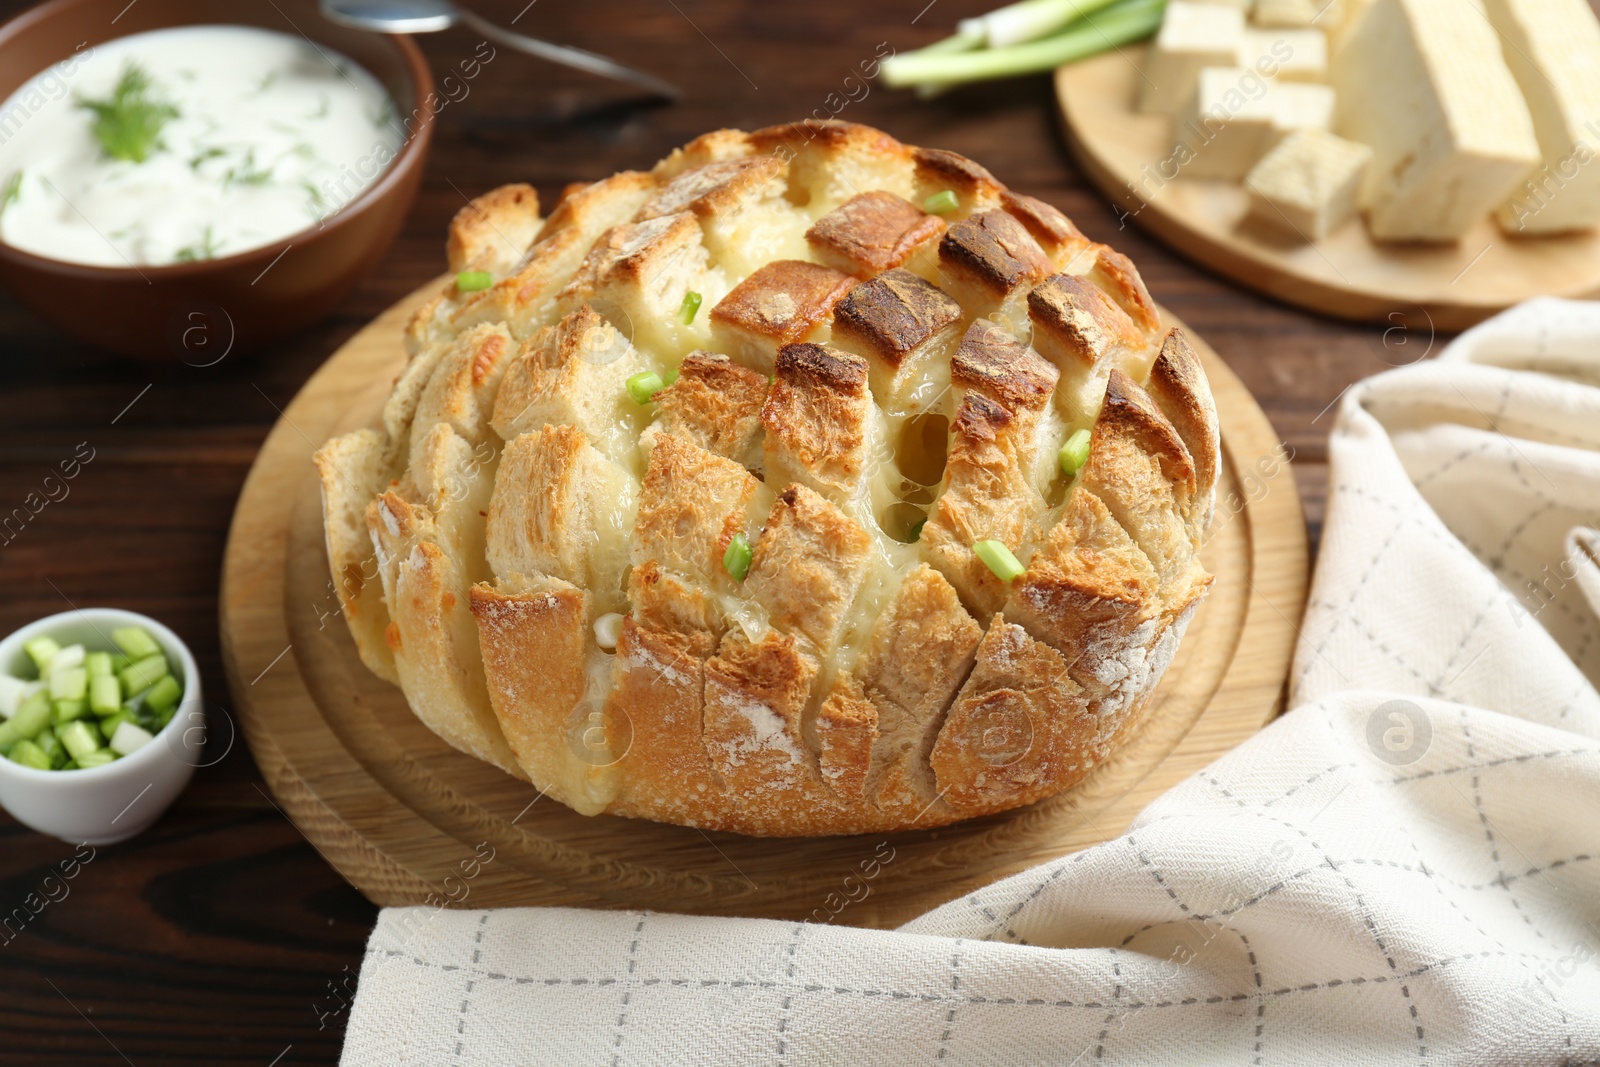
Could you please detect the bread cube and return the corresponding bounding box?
[709,260,856,373]
[805,191,946,277]
[830,268,964,413]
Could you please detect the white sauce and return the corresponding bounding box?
[0,25,403,267]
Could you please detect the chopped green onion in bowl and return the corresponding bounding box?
[0,625,183,772]
[975,539,1026,581]
[456,269,494,292]
[8,738,50,770]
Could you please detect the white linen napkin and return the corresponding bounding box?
[340,298,1600,1066]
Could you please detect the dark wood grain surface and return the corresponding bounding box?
[0,1,1408,1062]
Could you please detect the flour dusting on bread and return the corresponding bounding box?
[313,121,1219,836]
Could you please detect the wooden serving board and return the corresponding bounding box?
[1055,46,1600,331]
[220,279,1307,928]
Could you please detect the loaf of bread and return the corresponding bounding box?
[314,121,1219,836]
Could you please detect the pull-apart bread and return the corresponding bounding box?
[315,121,1219,836]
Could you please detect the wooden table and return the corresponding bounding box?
[0,1,1399,1061]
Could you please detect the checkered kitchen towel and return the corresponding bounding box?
[341,298,1600,1065]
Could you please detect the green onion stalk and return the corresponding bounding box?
[966,0,1126,48]
[885,0,1166,93]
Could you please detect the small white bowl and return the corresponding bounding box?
[0,608,203,844]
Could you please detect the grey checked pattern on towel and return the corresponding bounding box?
[340,298,1600,1065]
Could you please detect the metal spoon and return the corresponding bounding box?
[319,0,680,100]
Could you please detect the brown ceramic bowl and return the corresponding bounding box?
[0,0,433,361]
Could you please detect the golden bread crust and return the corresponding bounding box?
[931,615,1092,813]
[760,342,874,503]
[830,268,963,410]
[447,183,541,275]
[643,352,769,468]
[805,191,946,277]
[319,123,1220,835]
[1000,190,1092,264]
[710,260,857,371]
[938,209,1054,307]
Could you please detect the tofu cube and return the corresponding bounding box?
[1244,27,1327,81]
[1271,82,1336,140]
[1177,66,1280,179]
[1484,0,1600,234]
[1245,129,1372,240]
[1332,0,1540,241]
[1140,2,1247,115]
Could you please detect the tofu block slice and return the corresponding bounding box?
[1244,27,1327,82]
[1254,0,1334,27]
[1484,0,1600,234]
[1245,129,1372,240]
[1330,0,1374,47]
[1332,0,1540,241]
[1178,67,1280,180]
[1140,1,1247,115]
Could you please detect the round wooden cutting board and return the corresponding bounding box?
[220,279,1307,929]
[1055,46,1600,331]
